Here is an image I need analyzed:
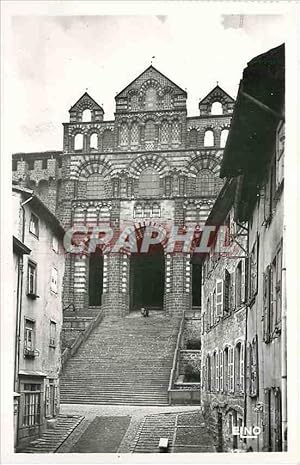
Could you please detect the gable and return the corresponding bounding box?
[116,65,187,99]
[70,92,103,113]
[200,85,235,105]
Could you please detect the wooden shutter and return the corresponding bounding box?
[263,268,271,343]
[246,343,251,395]
[54,385,59,416]
[216,352,219,391]
[216,280,223,318]
[251,335,259,397]
[224,271,230,312]
[229,347,234,392]
[240,343,245,393]
[263,388,271,451]
[273,387,282,451]
[241,260,246,303]
[45,384,50,417]
[219,350,223,392]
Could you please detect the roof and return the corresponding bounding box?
[220,43,285,180]
[205,178,237,226]
[220,43,285,221]
[199,85,235,104]
[12,151,62,159]
[115,65,187,98]
[69,92,104,112]
[13,236,31,255]
[12,186,65,238]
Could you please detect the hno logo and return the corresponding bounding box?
[232,426,262,439]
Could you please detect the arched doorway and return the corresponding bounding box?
[88,248,103,306]
[130,228,165,311]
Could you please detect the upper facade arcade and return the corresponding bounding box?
[63,66,234,154]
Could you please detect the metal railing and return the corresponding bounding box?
[168,313,185,403]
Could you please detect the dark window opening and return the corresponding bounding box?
[88,249,103,306]
[192,262,202,307]
[42,159,48,169]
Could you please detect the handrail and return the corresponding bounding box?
[168,313,185,395]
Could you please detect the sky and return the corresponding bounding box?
[8,13,288,154]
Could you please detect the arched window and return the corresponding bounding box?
[86,173,105,199]
[74,133,83,151]
[131,122,139,146]
[102,129,113,151]
[160,120,169,144]
[164,93,172,109]
[145,87,157,110]
[82,109,92,122]
[172,120,180,144]
[90,133,98,150]
[112,178,120,197]
[211,101,223,115]
[189,129,198,147]
[120,123,129,146]
[138,167,160,197]
[220,129,229,148]
[130,94,138,111]
[204,130,214,147]
[145,120,156,143]
[196,169,216,196]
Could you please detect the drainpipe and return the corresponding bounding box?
[281,225,287,451]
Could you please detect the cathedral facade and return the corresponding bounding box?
[12,66,234,318]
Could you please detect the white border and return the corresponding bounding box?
[1,1,299,464]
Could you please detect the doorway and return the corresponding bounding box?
[130,243,165,311]
[89,249,103,306]
[192,262,202,307]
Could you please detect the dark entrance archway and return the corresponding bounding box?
[88,249,103,306]
[130,241,165,311]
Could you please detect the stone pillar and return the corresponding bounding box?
[101,253,129,318]
[165,253,192,317]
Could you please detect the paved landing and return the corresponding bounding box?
[70,416,131,453]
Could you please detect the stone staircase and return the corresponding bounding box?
[132,413,177,453]
[60,311,180,405]
[17,415,83,453]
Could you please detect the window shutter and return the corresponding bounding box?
[251,336,259,397]
[216,352,219,391]
[216,280,223,318]
[263,388,271,451]
[241,260,246,303]
[246,343,251,395]
[255,237,259,294]
[54,385,59,416]
[202,360,206,390]
[274,387,282,451]
[219,350,223,392]
[45,385,50,417]
[240,343,245,393]
[263,268,271,343]
[229,347,234,392]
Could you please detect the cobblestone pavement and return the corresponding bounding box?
[59,403,199,453]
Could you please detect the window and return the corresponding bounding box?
[49,321,56,347]
[152,203,161,217]
[160,120,169,144]
[164,93,172,109]
[276,122,285,188]
[29,213,39,238]
[216,279,223,318]
[86,173,105,199]
[204,130,214,147]
[138,168,160,197]
[235,342,244,393]
[165,176,172,197]
[74,133,83,151]
[263,245,282,343]
[196,169,216,196]
[211,101,223,115]
[235,262,242,308]
[23,384,41,426]
[219,350,223,391]
[220,129,229,148]
[179,176,186,196]
[145,87,157,110]
[224,270,231,313]
[112,178,120,197]
[130,94,138,111]
[131,122,139,146]
[171,120,180,144]
[134,204,143,218]
[250,336,258,397]
[228,346,234,392]
[120,123,129,146]
[223,347,229,392]
[82,109,91,122]
[216,351,219,391]
[52,236,59,253]
[27,261,37,296]
[102,129,113,151]
[24,319,35,351]
[206,354,211,392]
[189,129,198,147]
[145,120,156,143]
[50,267,58,294]
[248,237,259,300]
[90,133,98,150]
[42,158,48,169]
